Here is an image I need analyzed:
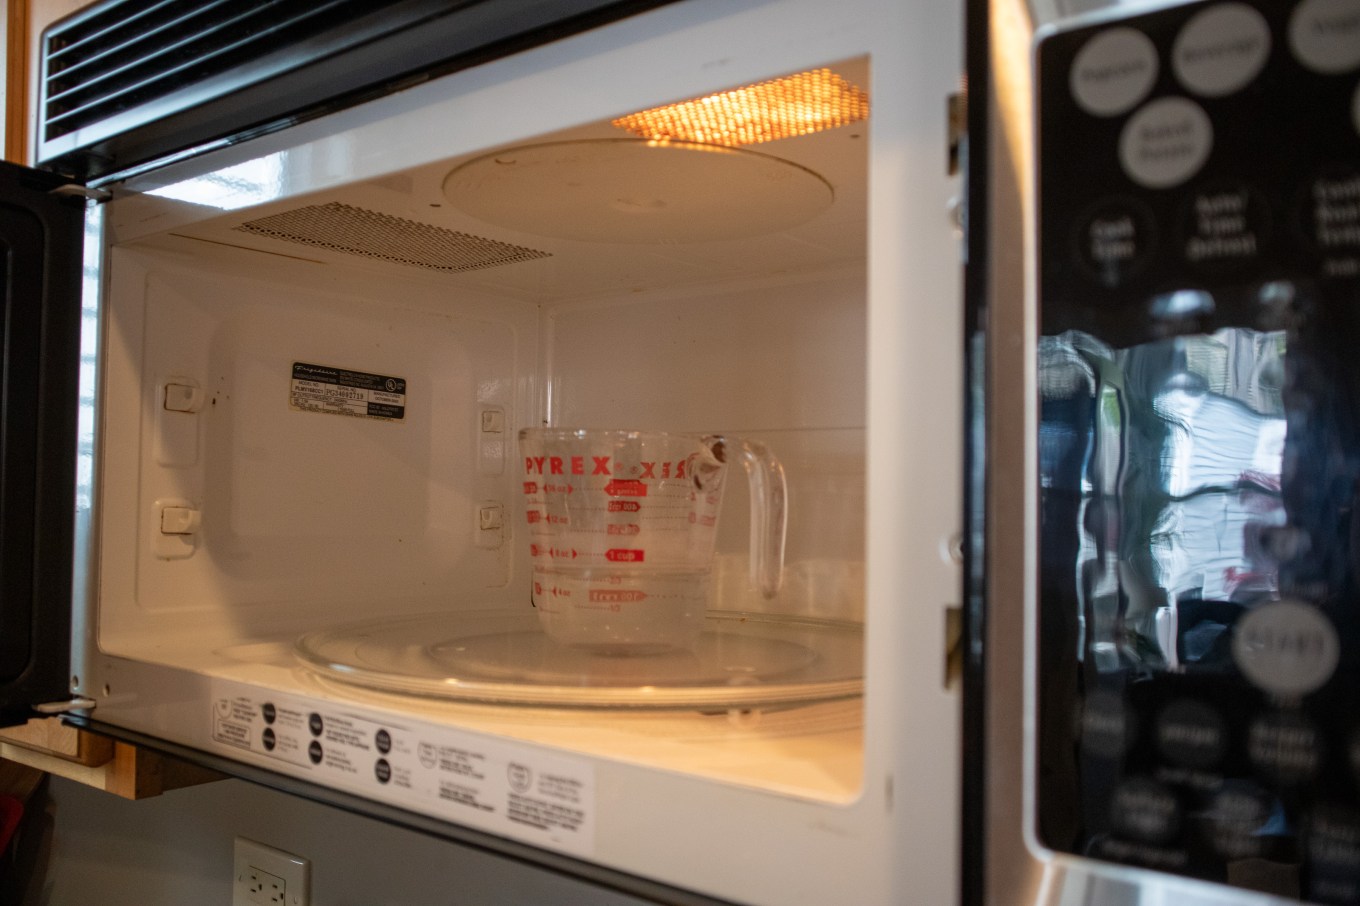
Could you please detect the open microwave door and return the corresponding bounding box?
[0,160,86,727]
[977,0,1360,904]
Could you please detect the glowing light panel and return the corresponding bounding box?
[611,69,869,146]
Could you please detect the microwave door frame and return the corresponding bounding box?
[976,0,1336,904]
[0,161,87,727]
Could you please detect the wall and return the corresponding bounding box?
[24,775,654,906]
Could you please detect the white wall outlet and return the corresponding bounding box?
[233,837,311,906]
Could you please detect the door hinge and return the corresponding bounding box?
[49,184,111,203]
[948,82,967,177]
[33,697,96,715]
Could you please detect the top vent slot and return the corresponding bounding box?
[41,0,405,144]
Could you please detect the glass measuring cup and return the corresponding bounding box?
[520,429,786,653]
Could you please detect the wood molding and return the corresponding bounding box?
[0,718,115,766]
[5,0,27,163]
[0,740,226,800]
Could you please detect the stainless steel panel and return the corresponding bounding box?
[979,0,1360,902]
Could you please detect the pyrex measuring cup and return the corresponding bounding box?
[520,429,786,653]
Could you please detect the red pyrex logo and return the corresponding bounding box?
[523,455,689,479]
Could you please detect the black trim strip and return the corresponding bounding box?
[960,0,990,902]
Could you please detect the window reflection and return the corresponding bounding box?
[1040,327,1288,673]
[146,153,285,210]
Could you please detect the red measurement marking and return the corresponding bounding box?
[523,482,538,494]
[526,511,541,524]
[605,548,645,563]
[589,589,647,603]
[607,524,641,536]
[605,479,647,497]
[608,500,641,512]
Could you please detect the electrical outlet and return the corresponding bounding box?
[233,838,310,906]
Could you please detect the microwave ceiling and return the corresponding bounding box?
[150,60,869,304]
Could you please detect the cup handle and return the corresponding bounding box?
[708,436,787,598]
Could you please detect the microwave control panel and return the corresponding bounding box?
[1035,0,1360,902]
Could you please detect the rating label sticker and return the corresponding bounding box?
[290,362,406,421]
[207,681,595,856]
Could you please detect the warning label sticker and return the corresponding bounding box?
[290,362,406,421]
[206,680,596,857]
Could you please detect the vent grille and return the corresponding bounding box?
[236,203,552,273]
[41,0,406,144]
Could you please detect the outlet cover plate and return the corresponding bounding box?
[233,837,310,906]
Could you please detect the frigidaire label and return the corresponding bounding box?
[290,362,406,421]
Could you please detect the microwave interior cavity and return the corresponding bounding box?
[90,55,873,803]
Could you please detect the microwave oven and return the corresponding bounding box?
[17,0,1356,903]
[7,1,966,904]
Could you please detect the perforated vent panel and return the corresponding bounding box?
[236,203,552,273]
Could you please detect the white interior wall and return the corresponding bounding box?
[27,776,655,906]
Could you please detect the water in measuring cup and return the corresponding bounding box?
[533,567,711,654]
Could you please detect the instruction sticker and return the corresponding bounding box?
[208,681,596,857]
[290,362,406,421]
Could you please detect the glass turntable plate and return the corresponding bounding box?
[295,611,863,709]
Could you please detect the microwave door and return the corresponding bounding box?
[979,0,1360,904]
[0,161,87,727]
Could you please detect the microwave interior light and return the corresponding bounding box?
[611,68,869,146]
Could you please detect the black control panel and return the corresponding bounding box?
[1035,1,1360,901]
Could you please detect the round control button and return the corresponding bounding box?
[1233,599,1340,697]
[1174,4,1271,97]
[375,729,392,754]
[1081,689,1134,759]
[1308,808,1360,904]
[1156,698,1228,768]
[1348,727,1360,779]
[1111,777,1182,844]
[308,740,323,765]
[1354,80,1360,137]
[1074,197,1156,285]
[1290,0,1360,74]
[262,728,276,752]
[375,759,392,784]
[1180,183,1269,269]
[1206,783,1272,859]
[1071,27,1160,116]
[1296,166,1360,275]
[1249,710,1322,784]
[1120,98,1214,189]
